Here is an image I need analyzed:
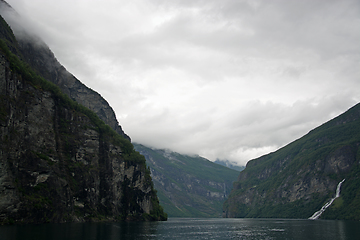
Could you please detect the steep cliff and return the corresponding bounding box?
[223,103,360,220]
[134,143,239,217]
[0,1,130,141]
[0,13,166,224]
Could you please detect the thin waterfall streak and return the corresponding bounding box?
[336,179,345,198]
[308,179,345,220]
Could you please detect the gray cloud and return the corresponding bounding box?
[5,0,360,165]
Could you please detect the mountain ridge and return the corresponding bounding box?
[214,159,245,172]
[134,143,239,217]
[223,103,360,220]
[0,1,130,141]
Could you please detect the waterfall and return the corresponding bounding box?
[223,183,227,198]
[308,179,345,220]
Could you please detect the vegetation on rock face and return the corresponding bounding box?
[134,143,239,218]
[223,103,360,220]
[0,38,133,161]
[0,14,166,224]
[320,164,360,220]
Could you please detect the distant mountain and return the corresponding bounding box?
[133,144,239,217]
[224,102,360,220]
[214,159,245,172]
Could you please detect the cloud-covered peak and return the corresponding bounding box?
[5,0,360,165]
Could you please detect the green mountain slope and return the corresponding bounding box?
[224,102,360,220]
[133,143,239,217]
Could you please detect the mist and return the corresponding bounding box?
[4,0,360,165]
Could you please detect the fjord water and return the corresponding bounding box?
[0,218,359,240]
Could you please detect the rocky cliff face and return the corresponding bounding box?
[17,37,130,141]
[0,48,164,224]
[0,1,130,141]
[223,103,360,220]
[0,12,166,224]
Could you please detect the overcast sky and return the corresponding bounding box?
[4,0,360,166]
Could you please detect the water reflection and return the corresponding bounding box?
[0,221,160,240]
[0,218,359,240]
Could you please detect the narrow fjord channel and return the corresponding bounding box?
[1,218,359,240]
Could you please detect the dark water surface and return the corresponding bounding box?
[1,218,359,240]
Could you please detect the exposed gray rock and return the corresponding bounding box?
[0,49,164,224]
[0,0,130,141]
